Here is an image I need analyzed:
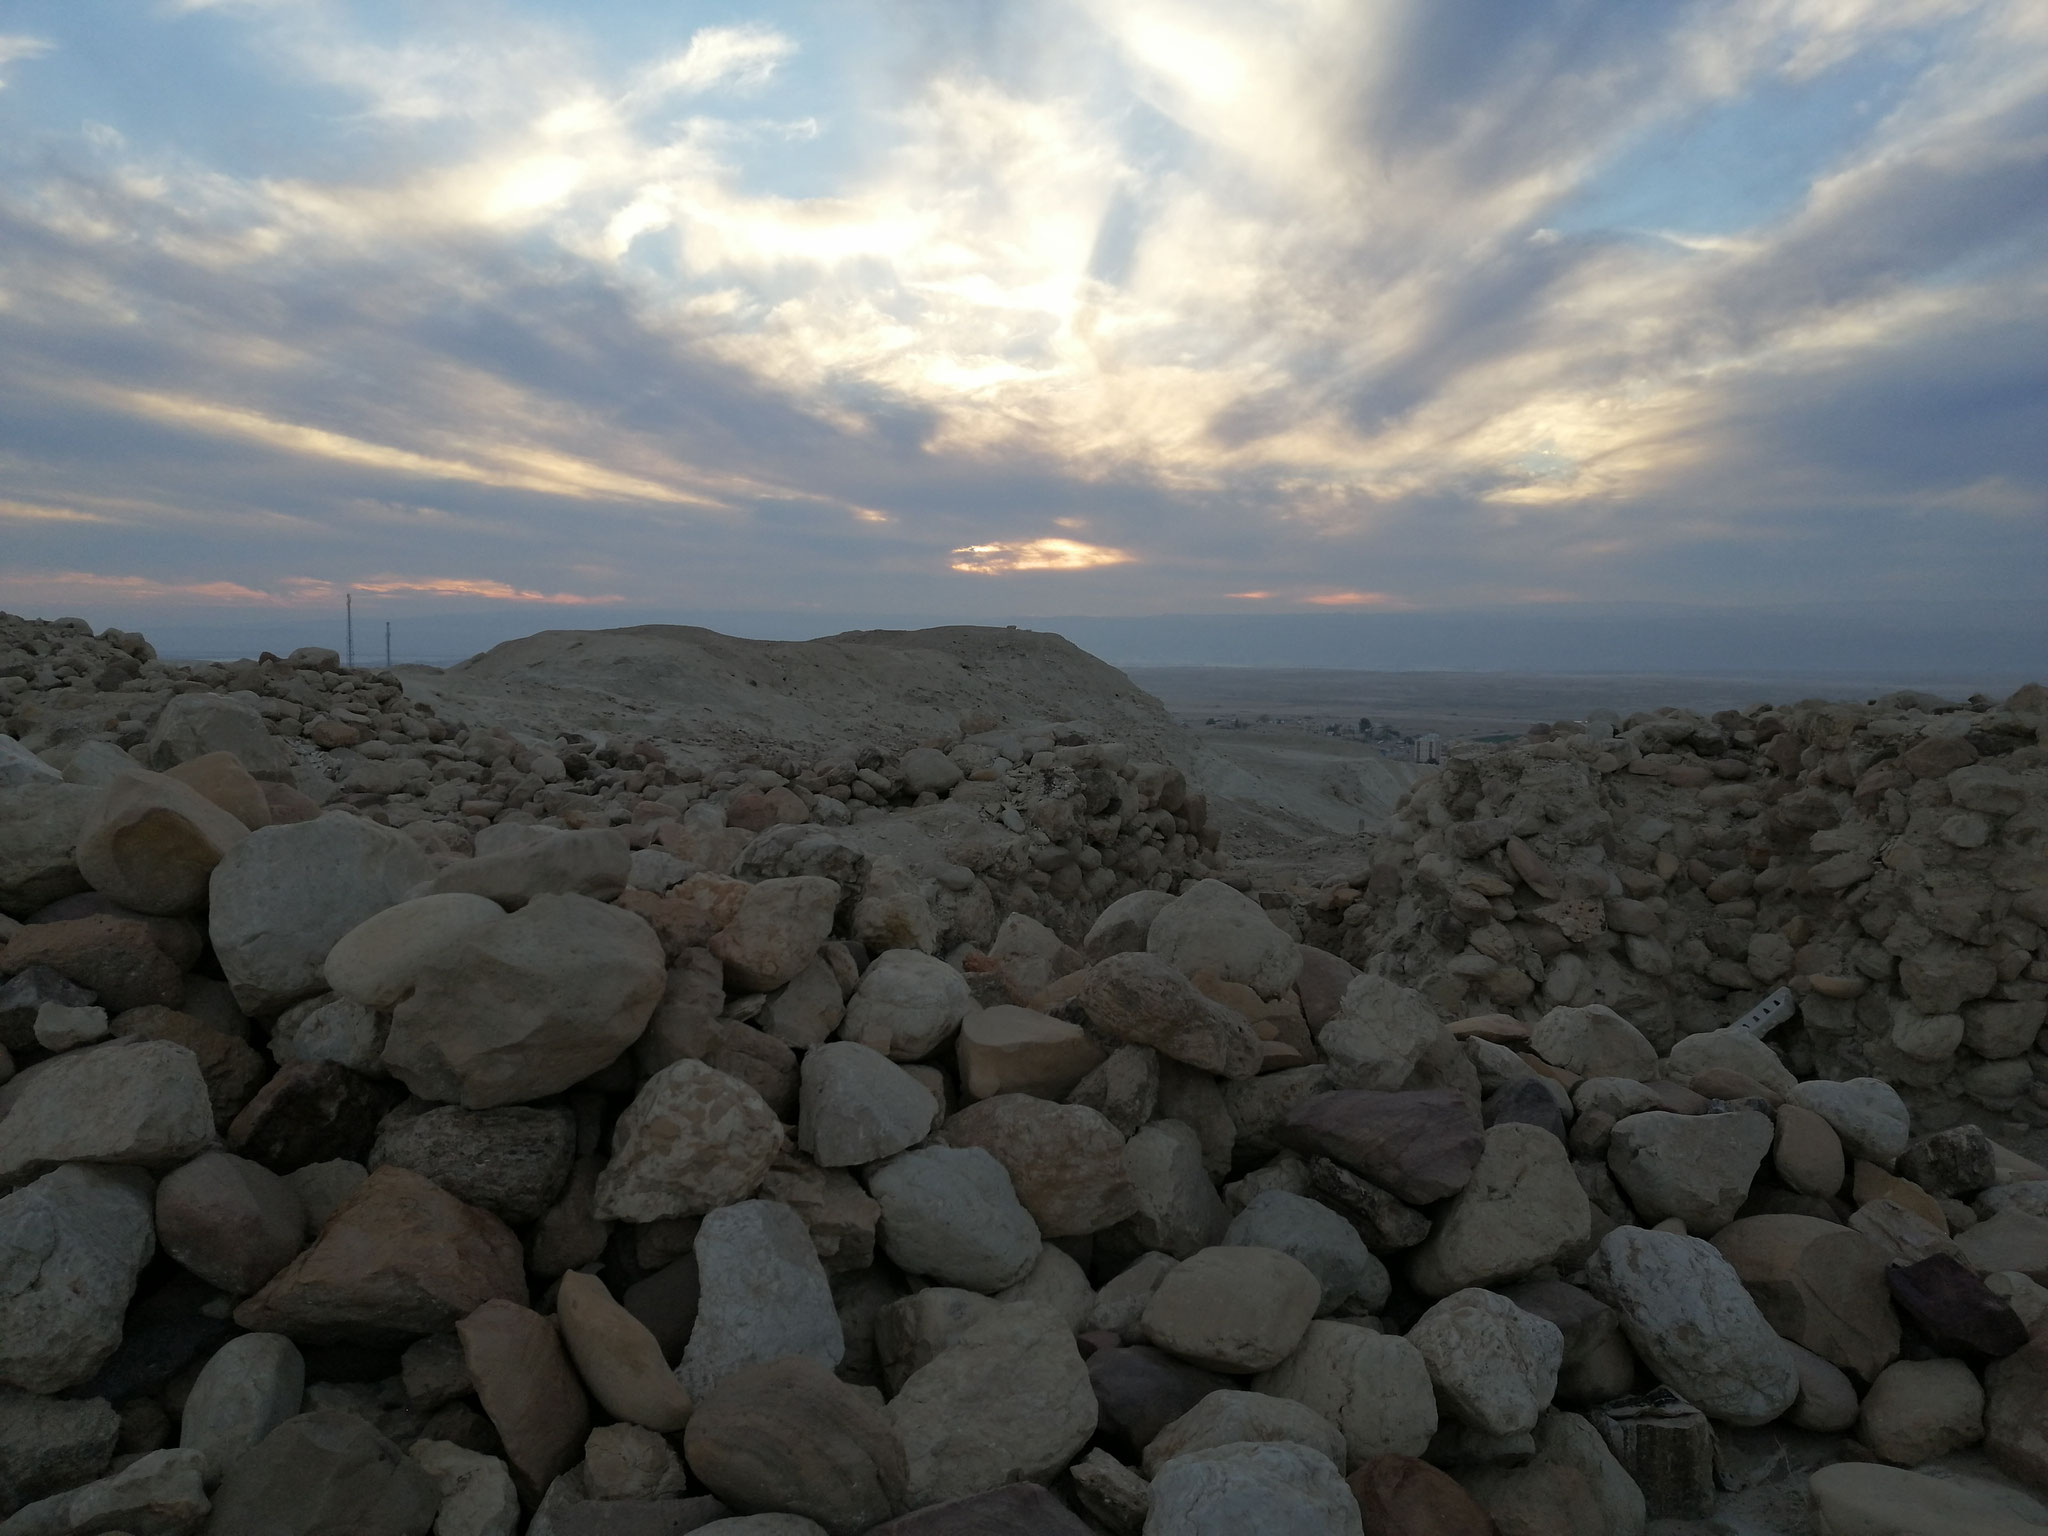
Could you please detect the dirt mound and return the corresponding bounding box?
[406,623,1192,768]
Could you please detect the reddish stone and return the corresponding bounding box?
[458,1299,590,1501]
[235,1166,527,1344]
[261,781,325,824]
[1349,1454,1497,1535]
[1887,1253,2029,1359]
[1277,1089,1484,1205]
[724,788,809,834]
[30,893,204,969]
[0,914,184,1012]
[229,1060,397,1172]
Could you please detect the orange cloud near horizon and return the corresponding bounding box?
[1303,590,1409,607]
[1,569,626,608]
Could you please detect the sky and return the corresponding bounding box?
[1,0,2045,669]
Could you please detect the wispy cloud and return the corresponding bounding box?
[631,25,797,101]
[0,33,51,89]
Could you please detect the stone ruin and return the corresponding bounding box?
[0,607,2046,1536]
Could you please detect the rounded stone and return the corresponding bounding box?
[156,1151,309,1296]
[683,1356,907,1536]
[1140,1245,1321,1374]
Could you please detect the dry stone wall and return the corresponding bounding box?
[1311,688,2048,1133]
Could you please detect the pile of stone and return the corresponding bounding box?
[5,615,2048,1536]
[0,611,1219,956]
[1315,686,2048,1134]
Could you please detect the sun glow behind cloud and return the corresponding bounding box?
[949,539,1136,574]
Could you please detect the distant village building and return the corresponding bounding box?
[1414,733,1441,764]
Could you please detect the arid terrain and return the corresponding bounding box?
[1128,666,2026,742]
[398,628,1426,882]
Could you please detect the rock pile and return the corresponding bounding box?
[3,611,2048,1536]
[1,610,1221,956]
[1316,687,2048,1135]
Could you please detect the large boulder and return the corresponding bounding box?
[887,1304,1095,1509]
[839,950,972,1062]
[868,1146,1042,1292]
[797,1042,938,1167]
[0,915,184,1014]
[1712,1215,1900,1382]
[1530,1005,1656,1081]
[1083,889,1175,961]
[1857,1358,1985,1466]
[1118,1119,1228,1258]
[956,1006,1105,1101]
[0,1037,213,1187]
[1078,952,1264,1079]
[205,1411,438,1536]
[1407,1288,1563,1436]
[0,1386,119,1508]
[1607,1110,1774,1233]
[554,1270,694,1433]
[371,1101,573,1222]
[0,1165,155,1393]
[155,1150,309,1296]
[1223,1191,1388,1315]
[1140,1390,1345,1479]
[1145,880,1302,999]
[1808,1462,2048,1536]
[0,781,96,916]
[381,892,664,1108]
[937,1095,1137,1238]
[1145,1440,1362,1536]
[323,893,506,1009]
[1317,975,1443,1092]
[709,877,840,993]
[178,1332,306,1480]
[146,691,293,777]
[593,1061,784,1223]
[74,770,251,917]
[210,814,431,1014]
[423,827,629,910]
[1410,1120,1590,1296]
[1788,1079,1911,1169]
[684,1357,907,1536]
[1276,1090,1484,1205]
[680,1200,845,1400]
[1985,1335,2048,1488]
[234,1166,527,1344]
[0,1448,209,1536]
[1140,1245,1321,1373]
[1585,1226,1798,1426]
[458,1300,590,1501]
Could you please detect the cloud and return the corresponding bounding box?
[949,539,1136,573]
[0,33,51,88]
[0,0,2043,627]
[633,25,797,100]
[1302,591,1411,608]
[0,569,622,609]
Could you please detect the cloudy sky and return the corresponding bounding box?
[2,0,2044,662]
